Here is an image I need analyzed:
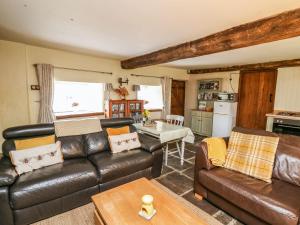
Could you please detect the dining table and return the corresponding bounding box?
[134,121,195,165]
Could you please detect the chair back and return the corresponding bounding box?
[166,115,184,126]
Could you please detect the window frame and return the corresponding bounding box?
[53,80,105,119]
[137,85,164,110]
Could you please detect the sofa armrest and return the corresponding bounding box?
[0,157,17,187]
[195,137,229,171]
[138,133,164,153]
[195,141,215,171]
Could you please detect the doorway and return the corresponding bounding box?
[171,80,186,116]
[237,70,277,129]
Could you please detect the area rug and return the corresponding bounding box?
[32,180,221,225]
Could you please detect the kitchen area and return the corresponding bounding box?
[266,111,300,136]
[190,79,238,137]
[188,67,300,138]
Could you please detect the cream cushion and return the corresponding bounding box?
[10,141,64,175]
[54,118,102,137]
[108,132,141,154]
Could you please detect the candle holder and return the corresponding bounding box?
[138,194,156,220]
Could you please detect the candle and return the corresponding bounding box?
[141,195,154,216]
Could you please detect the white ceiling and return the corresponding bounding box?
[0,0,300,69]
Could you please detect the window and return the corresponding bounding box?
[137,85,163,110]
[53,81,104,116]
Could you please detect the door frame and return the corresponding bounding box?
[170,79,186,116]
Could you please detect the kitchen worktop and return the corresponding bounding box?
[266,111,300,121]
[191,109,213,112]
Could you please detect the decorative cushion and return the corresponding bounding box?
[106,126,130,136]
[9,142,64,175]
[224,131,279,183]
[14,135,55,150]
[108,132,141,154]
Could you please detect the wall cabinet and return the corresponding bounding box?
[191,110,213,136]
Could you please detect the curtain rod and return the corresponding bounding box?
[54,66,113,75]
[130,73,163,79]
[34,64,113,75]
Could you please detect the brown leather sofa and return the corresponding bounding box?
[194,127,300,225]
[0,118,163,225]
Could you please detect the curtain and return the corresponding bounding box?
[161,76,172,119]
[36,64,55,123]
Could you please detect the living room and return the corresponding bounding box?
[1,1,300,225]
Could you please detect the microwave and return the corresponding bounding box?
[216,93,237,102]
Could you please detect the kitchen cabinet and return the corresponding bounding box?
[191,110,213,136]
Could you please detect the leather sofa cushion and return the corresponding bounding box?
[57,135,86,159]
[273,135,300,187]
[88,149,153,183]
[199,168,300,225]
[10,158,98,209]
[83,132,109,155]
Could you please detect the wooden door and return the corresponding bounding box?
[237,70,277,129]
[171,80,185,116]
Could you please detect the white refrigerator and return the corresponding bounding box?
[212,101,237,137]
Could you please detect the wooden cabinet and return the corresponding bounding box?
[106,100,144,119]
[191,110,213,136]
[127,100,144,119]
[108,100,127,118]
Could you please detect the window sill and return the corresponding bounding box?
[55,112,104,120]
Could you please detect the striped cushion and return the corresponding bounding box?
[224,131,279,183]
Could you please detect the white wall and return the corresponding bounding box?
[184,71,240,126]
[275,67,300,112]
[0,40,189,146]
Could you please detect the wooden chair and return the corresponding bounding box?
[165,115,184,165]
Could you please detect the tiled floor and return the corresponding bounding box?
[155,138,243,225]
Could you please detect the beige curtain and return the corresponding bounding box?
[161,76,172,119]
[36,64,55,123]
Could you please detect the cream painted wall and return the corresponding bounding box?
[0,41,30,145]
[184,71,240,127]
[0,40,189,148]
[25,45,189,123]
[275,67,300,112]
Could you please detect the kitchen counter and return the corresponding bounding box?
[191,109,213,113]
[266,112,300,121]
[265,111,300,132]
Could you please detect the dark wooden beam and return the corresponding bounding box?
[188,58,300,74]
[121,8,300,69]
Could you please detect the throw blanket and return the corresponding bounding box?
[54,118,102,137]
[203,137,227,167]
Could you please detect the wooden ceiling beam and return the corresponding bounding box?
[188,58,300,74]
[121,8,300,69]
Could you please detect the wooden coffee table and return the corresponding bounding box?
[92,178,207,225]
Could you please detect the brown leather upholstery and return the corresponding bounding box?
[199,168,300,225]
[0,118,163,225]
[194,127,300,225]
